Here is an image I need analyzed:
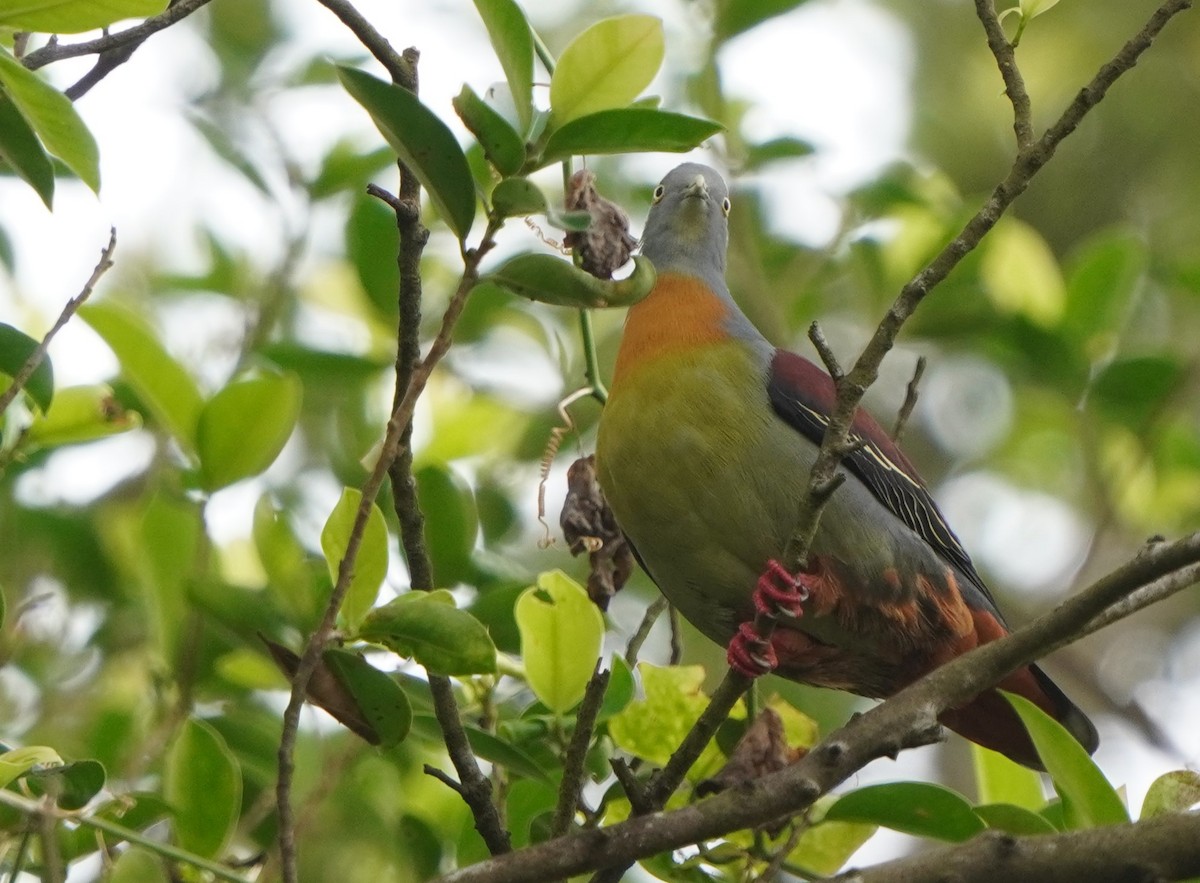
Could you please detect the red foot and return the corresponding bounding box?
[727,560,814,678]
[752,559,811,618]
[727,622,777,677]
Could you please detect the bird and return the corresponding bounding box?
[594,162,1098,768]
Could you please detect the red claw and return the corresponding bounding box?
[752,559,811,618]
[727,622,777,677]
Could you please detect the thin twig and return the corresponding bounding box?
[807,322,843,382]
[891,355,927,442]
[438,530,1200,883]
[624,595,669,666]
[551,662,610,836]
[274,213,508,881]
[22,0,214,70]
[0,227,116,417]
[314,0,414,86]
[974,0,1034,148]
[0,790,251,883]
[780,0,1192,577]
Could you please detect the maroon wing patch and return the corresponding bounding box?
[766,348,1002,616]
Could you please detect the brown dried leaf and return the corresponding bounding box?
[563,169,637,280]
[561,454,634,610]
[261,635,379,745]
[697,708,807,798]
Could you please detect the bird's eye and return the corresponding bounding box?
[652,185,666,203]
[721,197,732,215]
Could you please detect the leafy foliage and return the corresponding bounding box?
[0,0,1198,880]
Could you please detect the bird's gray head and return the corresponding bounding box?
[639,163,730,281]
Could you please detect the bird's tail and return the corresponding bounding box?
[938,663,1099,770]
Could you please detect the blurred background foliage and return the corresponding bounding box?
[1,0,1199,879]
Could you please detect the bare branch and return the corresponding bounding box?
[22,0,214,71]
[314,0,415,86]
[974,0,1034,148]
[0,227,116,417]
[552,662,610,836]
[807,321,843,382]
[891,355,927,442]
[829,812,1200,883]
[437,531,1200,883]
[624,595,668,665]
[781,0,1192,576]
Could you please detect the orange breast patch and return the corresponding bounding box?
[611,273,733,387]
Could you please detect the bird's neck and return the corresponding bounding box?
[611,272,741,388]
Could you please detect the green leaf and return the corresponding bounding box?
[0,746,62,789]
[744,135,815,170]
[336,66,476,240]
[609,664,723,770]
[486,253,656,309]
[197,369,301,491]
[1063,230,1146,350]
[139,492,200,661]
[1089,355,1185,429]
[824,782,986,843]
[80,301,204,453]
[453,85,525,177]
[411,714,551,782]
[25,383,140,449]
[347,190,400,318]
[491,177,547,218]
[0,0,167,33]
[0,322,53,412]
[549,15,664,128]
[472,0,534,130]
[0,47,100,193]
[1004,692,1129,829]
[789,795,876,876]
[541,108,722,164]
[309,141,395,200]
[322,648,412,748]
[319,487,389,630]
[0,93,54,208]
[597,653,635,721]
[972,742,1045,810]
[715,0,812,43]
[356,591,498,676]
[27,759,106,810]
[980,217,1065,327]
[975,802,1059,835]
[544,207,593,232]
[254,495,324,626]
[108,849,169,883]
[515,571,604,714]
[414,463,479,587]
[164,718,241,859]
[1140,770,1200,819]
[1020,0,1062,18]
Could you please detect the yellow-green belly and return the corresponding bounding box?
[595,342,812,644]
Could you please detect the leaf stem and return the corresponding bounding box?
[0,790,252,883]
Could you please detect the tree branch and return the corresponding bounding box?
[781,0,1191,577]
[314,0,414,86]
[974,0,1034,148]
[22,0,214,71]
[829,811,1200,883]
[552,662,610,836]
[275,212,506,880]
[0,227,116,417]
[437,531,1200,883]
